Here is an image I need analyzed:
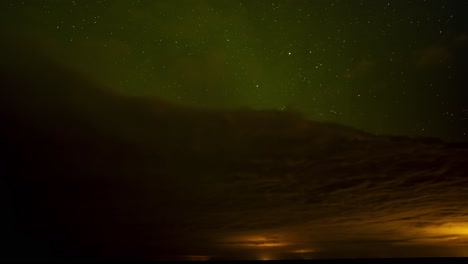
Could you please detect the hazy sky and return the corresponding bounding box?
[1,0,467,141]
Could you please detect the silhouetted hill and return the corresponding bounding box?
[1,43,467,261]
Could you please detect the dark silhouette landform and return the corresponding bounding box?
[1,42,467,261]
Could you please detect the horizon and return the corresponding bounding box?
[1,0,468,261]
[1,0,467,141]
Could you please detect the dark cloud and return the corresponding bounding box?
[415,45,452,67]
[454,33,468,47]
[344,58,375,79]
[415,34,468,69]
[1,46,468,261]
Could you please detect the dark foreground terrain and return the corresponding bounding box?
[238,259,468,263]
[1,43,468,261]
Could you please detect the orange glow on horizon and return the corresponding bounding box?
[258,254,272,261]
[420,222,468,242]
[224,234,289,248]
[392,222,468,246]
[291,249,315,254]
[433,223,468,235]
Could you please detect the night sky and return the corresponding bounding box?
[1,0,468,262]
[1,0,467,141]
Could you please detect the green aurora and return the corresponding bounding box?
[1,0,467,141]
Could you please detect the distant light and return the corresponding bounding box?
[258,253,274,261]
[224,235,289,248]
[291,249,315,254]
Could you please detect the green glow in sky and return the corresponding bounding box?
[1,0,467,141]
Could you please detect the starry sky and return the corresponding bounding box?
[1,0,467,141]
[2,1,468,261]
